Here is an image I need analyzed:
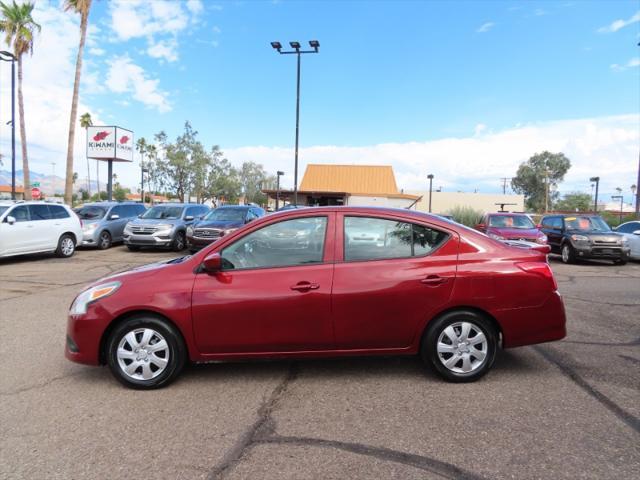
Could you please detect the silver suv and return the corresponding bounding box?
[123,203,210,251]
[76,202,147,249]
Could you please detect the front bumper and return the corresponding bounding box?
[186,235,216,250]
[123,232,174,247]
[573,244,630,260]
[65,308,110,366]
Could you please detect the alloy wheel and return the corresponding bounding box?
[436,321,488,374]
[61,237,75,256]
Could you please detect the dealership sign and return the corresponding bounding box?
[86,126,134,162]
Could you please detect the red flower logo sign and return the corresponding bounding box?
[93,131,110,142]
[119,135,130,144]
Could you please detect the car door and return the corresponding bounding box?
[28,204,58,250]
[542,216,562,252]
[331,213,458,350]
[191,213,335,354]
[1,205,36,254]
[107,205,128,241]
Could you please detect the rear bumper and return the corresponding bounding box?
[496,291,567,348]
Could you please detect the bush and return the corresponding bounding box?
[446,206,484,228]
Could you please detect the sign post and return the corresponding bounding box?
[86,126,134,201]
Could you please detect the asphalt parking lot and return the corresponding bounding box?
[1,247,638,479]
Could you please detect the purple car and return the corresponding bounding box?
[475,213,547,245]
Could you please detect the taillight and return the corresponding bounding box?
[516,262,558,290]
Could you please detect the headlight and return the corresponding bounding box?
[154,224,173,233]
[124,222,133,232]
[537,234,548,244]
[223,228,238,235]
[488,233,505,241]
[571,234,589,242]
[621,237,628,246]
[186,226,194,236]
[70,281,121,315]
[83,223,97,232]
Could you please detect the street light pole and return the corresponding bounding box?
[271,40,319,206]
[0,51,16,200]
[276,170,284,210]
[612,195,624,224]
[427,174,434,213]
[589,176,600,213]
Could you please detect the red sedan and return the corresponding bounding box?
[66,207,566,389]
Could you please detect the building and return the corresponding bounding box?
[263,164,421,209]
[408,191,525,214]
[125,193,169,204]
[0,185,24,200]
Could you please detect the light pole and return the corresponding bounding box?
[589,176,600,212]
[0,51,16,200]
[271,40,319,206]
[276,170,284,210]
[612,195,624,224]
[427,174,434,213]
[632,185,637,218]
[140,166,148,204]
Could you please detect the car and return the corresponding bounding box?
[475,212,547,244]
[614,221,640,260]
[276,204,307,211]
[186,205,265,253]
[0,200,82,259]
[66,206,566,389]
[123,203,210,251]
[76,202,147,249]
[539,214,630,264]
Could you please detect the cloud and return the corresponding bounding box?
[88,47,105,56]
[105,55,171,113]
[476,22,495,33]
[598,11,640,33]
[186,0,204,14]
[147,39,179,62]
[610,57,640,71]
[223,115,639,197]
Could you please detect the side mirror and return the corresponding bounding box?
[202,252,222,273]
[633,230,640,235]
[109,214,120,220]
[6,215,16,225]
[475,223,485,231]
[138,214,143,218]
[184,215,194,221]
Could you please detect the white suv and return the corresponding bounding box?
[0,201,83,259]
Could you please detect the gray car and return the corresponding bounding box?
[76,202,147,250]
[123,203,210,251]
[614,221,640,260]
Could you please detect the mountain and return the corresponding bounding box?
[0,169,100,195]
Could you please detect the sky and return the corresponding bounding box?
[0,0,638,204]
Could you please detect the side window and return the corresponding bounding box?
[344,216,448,262]
[199,206,209,217]
[553,218,563,229]
[29,205,53,221]
[134,204,146,217]
[246,210,258,221]
[185,207,199,218]
[51,205,70,219]
[617,223,638,234]
[110,205,126,218]
[221,217,328,270]
[9,205,30,222]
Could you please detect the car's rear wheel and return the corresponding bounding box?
[421,310,497,382]
[561,243,576,264]
[106,315,186,389]
[98,231,112,250]
[55,234,76,258]
[172,231,186,251]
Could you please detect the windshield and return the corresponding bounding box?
[565,216,611,232]
[489,215,535,229]
[76,206,107,220]
[0,206,9,217]
[204,208,247,222]
[141,206,183,220]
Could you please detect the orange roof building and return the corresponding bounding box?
[0,185,25,200]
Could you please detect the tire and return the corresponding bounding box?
[614,258,628,266]
[172,231,186,251]
[55,234,76,258]
[98,231,112,250]
[126,245,140,252]
[561,243,576,264]
[421,310,498,383]
[106,315,186,389]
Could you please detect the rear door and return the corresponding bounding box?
[331,213,458,350]
[28,205,57,250]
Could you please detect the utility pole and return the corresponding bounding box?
[590,176,600,213]
[427,174,434,213]
[500,177,510,195]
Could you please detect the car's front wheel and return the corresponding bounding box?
[172,231,186,251]
[98,231,112,250]
[106,315,186,389]
[421,310,497,382]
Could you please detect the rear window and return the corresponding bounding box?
[76,206,107,220]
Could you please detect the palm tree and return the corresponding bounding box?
[63,0,92,205]
[79,112,92,195]
[0,0,41,200]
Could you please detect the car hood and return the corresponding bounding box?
[487,227,541,238]
[193,219,243,229]
[84,256,190,289]
[128,218,182,226]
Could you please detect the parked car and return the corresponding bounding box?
[539,214,630,264]
[0,201,82,259]
[123,203,210,251]
[76,202,147,249]
[66,207,566,389]
[475,212,547,244]
[614,221,640,260]
[276,204,307,211]
[186,205,265,253]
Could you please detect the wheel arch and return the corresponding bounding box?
[420,306,503,348]
[99,310,188,365]
[61,231,78,244]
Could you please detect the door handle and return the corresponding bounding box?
[290,282,320,292]
[420,275,448,286]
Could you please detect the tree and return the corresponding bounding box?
[511,151,571,212]
[79,112,92,195]
[0,0,41,200]
[555,192,592,212]
[239,161,271,205]
[63,0,92,205]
